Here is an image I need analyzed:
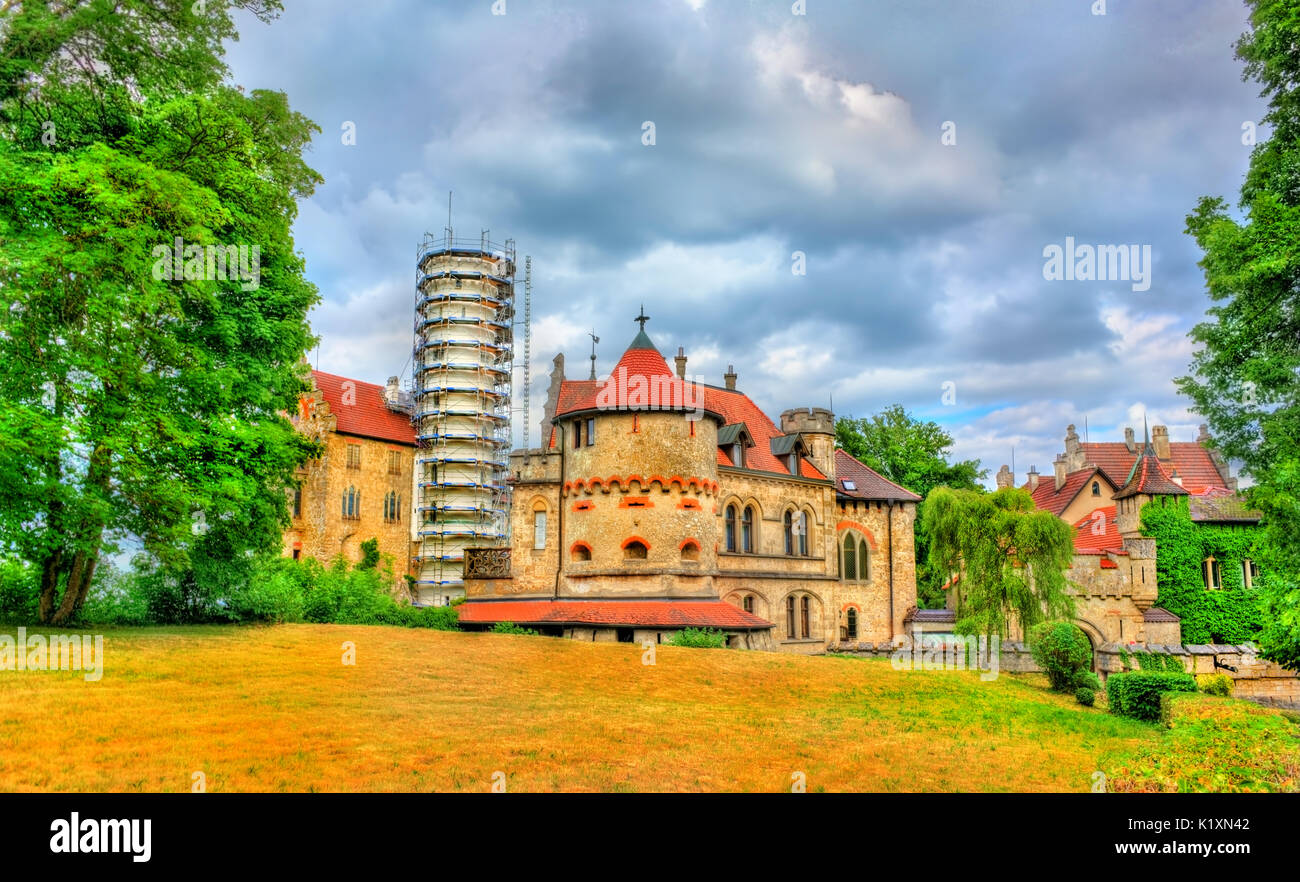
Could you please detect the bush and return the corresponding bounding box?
[491,621,539,636]
[225,556,313,623]
[1075,687,1096,706]
[0,558,38,623]
[1075,671,1102,692]
[1107,671,1198,721]
[78,563,151,626]
[1028,621,1093,692]
[669,627,726,648]
[1197,673,1234,697]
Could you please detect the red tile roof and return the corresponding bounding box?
[833,449,922,502]
[1081,441,1224,494]
[1071,505,1124,555]
[1114,444,1189,499]
[456,599,774,630]
[1023,467,1110,517]
[311,370,416,446]
[554,331,826,480]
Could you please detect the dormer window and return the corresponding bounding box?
[732,443,744,467]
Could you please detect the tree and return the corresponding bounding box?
[837,405,987,607]
[923,487,1076,640]
[0,1,322,623]
[1178,0,1300,668]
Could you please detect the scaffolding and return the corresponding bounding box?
[411,232,514,605]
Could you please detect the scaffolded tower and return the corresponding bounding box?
[411,233,514,605]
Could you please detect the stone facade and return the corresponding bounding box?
[460,324,920,652]
[282,371,417,593]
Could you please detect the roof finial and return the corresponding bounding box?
[635,304,650,331]
[588,329,599,381]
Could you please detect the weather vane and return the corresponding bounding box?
[635,305,650,330]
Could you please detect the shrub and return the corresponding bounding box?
[78,563,151,626]
[1028,621,1093,692]
[669,627,726,648]
[225,556,312,623]
[0,558,38,623]
[1075,687,1096,706]
[1075,671,1102,692]
[1107,671,1198,721]
[1197,673,1234,697]
[491,621,539,636]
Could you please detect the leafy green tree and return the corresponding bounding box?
[923,487,1076,640]
[837,405,987,607]
[0,1,321,623]
[1178,0,1300,667]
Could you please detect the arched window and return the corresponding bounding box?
[800,595,811,638]
[680,540,700,562]
[741,505,755,553]
[1203,556,1222,590]
[725,504,738,552]
[842,534,857,580]
[383,491,401,524]
[624,540,648,560]
[798,511,809,556]
[785,595,796,639]
[342,486,360,520]
[846,608,858,639]
[533,508,547,550]
[1091,481,1101,496]
[783,510,794,555]
[859,538,869,581]
[571,543,591,562]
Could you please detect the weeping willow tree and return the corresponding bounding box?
[923,487,1077,639]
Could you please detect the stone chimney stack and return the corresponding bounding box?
[384,375,400,406]
[1064,424,1085,471]
[1197,423,1211,445]
[1152,424,1171,460]
[724,364,737,391]
[995,464,1014,489]
[675,346,688,380]
[1054,454,1067,491]
[1124,427,1136,453]
[1027,466,1040,493]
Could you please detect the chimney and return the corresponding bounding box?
[675,346,687,380]
[1054,454,1067,491]
[384,375,400,406]
[995,464,1014,490]
[1197,423,1211,445]
[1064,424,1084,471]
[1027,466,1040,493]
[1152,425,1171,460]
[1124,427,1136,453]
[724,364,737,391]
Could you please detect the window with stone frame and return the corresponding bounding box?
[741,505,755,553]
[1203,556,1222,590]
[725,505,738,552]
[342,486,360,520]
[387,449,402,475]
[346,444,361,470]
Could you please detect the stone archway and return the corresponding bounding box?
[1071,618,1105,671]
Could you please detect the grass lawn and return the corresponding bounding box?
[0,624,1293,792]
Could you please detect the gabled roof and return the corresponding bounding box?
[769,433,806,457]
[717,423,754,447]
[456,599,774,631]
[1081,441,1224,494]
[833,449,922,502]
[1114,442,1189,499]
[310,370,416,446]
[1022,466,1112,517]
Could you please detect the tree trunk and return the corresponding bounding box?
[49,549,98,625]
[38,549,63,624]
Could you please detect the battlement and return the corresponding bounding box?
[780,407,835,436]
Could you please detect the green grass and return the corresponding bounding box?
[0,624,1293,792]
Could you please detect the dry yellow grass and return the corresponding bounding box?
[0,624,1157,792]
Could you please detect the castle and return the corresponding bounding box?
[455,316,922,651]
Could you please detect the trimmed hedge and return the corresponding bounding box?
[1107,671,1198,721]
[1196,673,1233,697]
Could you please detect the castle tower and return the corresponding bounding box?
[549,312,726,597]
[779,407,836,481]
[411,233,515,605]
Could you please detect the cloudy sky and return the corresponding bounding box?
[224,0,1264,484]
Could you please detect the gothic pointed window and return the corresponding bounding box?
[798,512,809,556]
[725,504,738,552]
[786,595,796,639]
[846,608,858,639]
[842,533,857,580]
[800,596,811,638]
[783,510,794,555]
[741,506,755,553]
